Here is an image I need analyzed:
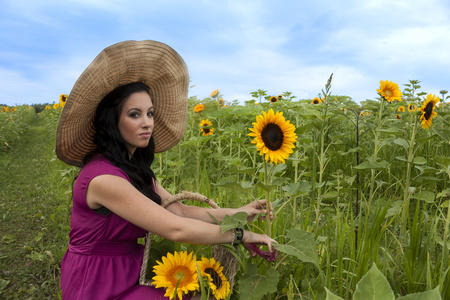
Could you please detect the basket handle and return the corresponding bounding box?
[161,191,219,209]
[140,191,220,286]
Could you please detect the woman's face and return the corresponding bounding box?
[118,91,154,155]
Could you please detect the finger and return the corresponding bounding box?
[255,199,265,209]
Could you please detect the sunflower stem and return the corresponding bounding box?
[401,115,419,235]
[368,98,385,208]
[264,162,272,238]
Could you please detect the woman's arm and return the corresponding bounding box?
[154,181,273,224]
[86,174,276,251]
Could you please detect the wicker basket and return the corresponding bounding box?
[139,191,239,288]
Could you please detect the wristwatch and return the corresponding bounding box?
[233,228,244,245]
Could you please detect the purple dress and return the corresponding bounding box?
[60,155,177,299]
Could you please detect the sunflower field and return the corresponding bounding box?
[1,80,450,299]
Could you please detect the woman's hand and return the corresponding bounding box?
[242,230,278,259]
[240,199,274,221]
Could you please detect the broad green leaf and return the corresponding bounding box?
[239,264,280,300]
[353,264,394,300]
[274,228,319,268]
[223,123,246,134]
[411,190,435,203]
[413,156,427,165]
[377,127,404,135]
[0,279,10,291]
[353,160,389,170]
[386,200,403,217]
[324,287,344,300]
[337,147,362,156]
[394,138,409,151]
[256,182,278,193]
[322,191,339,199]
[282,181,312,196]
[433,128,450,143]
[226,167,257,174]
[219,212,248,233]
[397,286,442,300]
[213,180,253,192]
[270,163,287,175]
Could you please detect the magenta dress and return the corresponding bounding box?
[60,155,179,299]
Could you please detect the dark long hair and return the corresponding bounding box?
[85,82,162,205]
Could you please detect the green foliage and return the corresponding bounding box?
[326,264,441,300]
[238,263,280,299]
[2,78,449,299]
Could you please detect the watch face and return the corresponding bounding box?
[236,228,243,241]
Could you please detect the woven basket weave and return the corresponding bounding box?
[139,191,239,288]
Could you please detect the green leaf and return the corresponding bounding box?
[324,287,344,300]
[239,263,280,300]
[433,128,450,143]
[377,127,403,135]
[413,157,427,165]
[353,264,394,300]
[220,212,248,233]
[397,286,442,299]
[322,191,339,199]
[394,138,409,151]
[213,180,253,192]
[0,279,10,291]
[411,190,435,203]
[274,228,319,268]
[282,181,312,196]
[226,167,257,174]
[353,160,389,170]
[256,182,278,193]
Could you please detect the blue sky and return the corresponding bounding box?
[1,0,449,106]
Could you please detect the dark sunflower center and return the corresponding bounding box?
[313,100,319,104]
[424,102,434,120]
[203,128,210,134]
[261,123,284,150]
[204,267,222,288]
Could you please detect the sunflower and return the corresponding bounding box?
[11,108,17,112]
[194,104,204,113]
[1,106,9,112]
[311,97,323,104]
[396,114,401,119]
[59,94,68,107]
[152,251,199,300]
[197,257,231,300]
[248,109,297,165]
[376,80,403,102]
[277,95,283,100]
[45,105,51,110]
[270,96,278,103]
[418,94,439,129]
[199,119,214,136]
[217,98,224,106]
[210,89,219,98]
[398,106,405,112]
[53,103,60,109]
[407,104,417,112]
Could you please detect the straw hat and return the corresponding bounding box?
[55,40,189,167]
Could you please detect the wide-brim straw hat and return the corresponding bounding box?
[55,40,189,167]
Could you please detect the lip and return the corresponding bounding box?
[139,132,151,138]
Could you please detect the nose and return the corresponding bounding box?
[142,115,154,129]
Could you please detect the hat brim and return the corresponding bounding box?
[55,40,189,167]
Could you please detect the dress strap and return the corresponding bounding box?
[68,241,143,256]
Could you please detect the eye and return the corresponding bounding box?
[129,112,140,118]
[147,111,155,117]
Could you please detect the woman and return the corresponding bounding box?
[56,40,276,299]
